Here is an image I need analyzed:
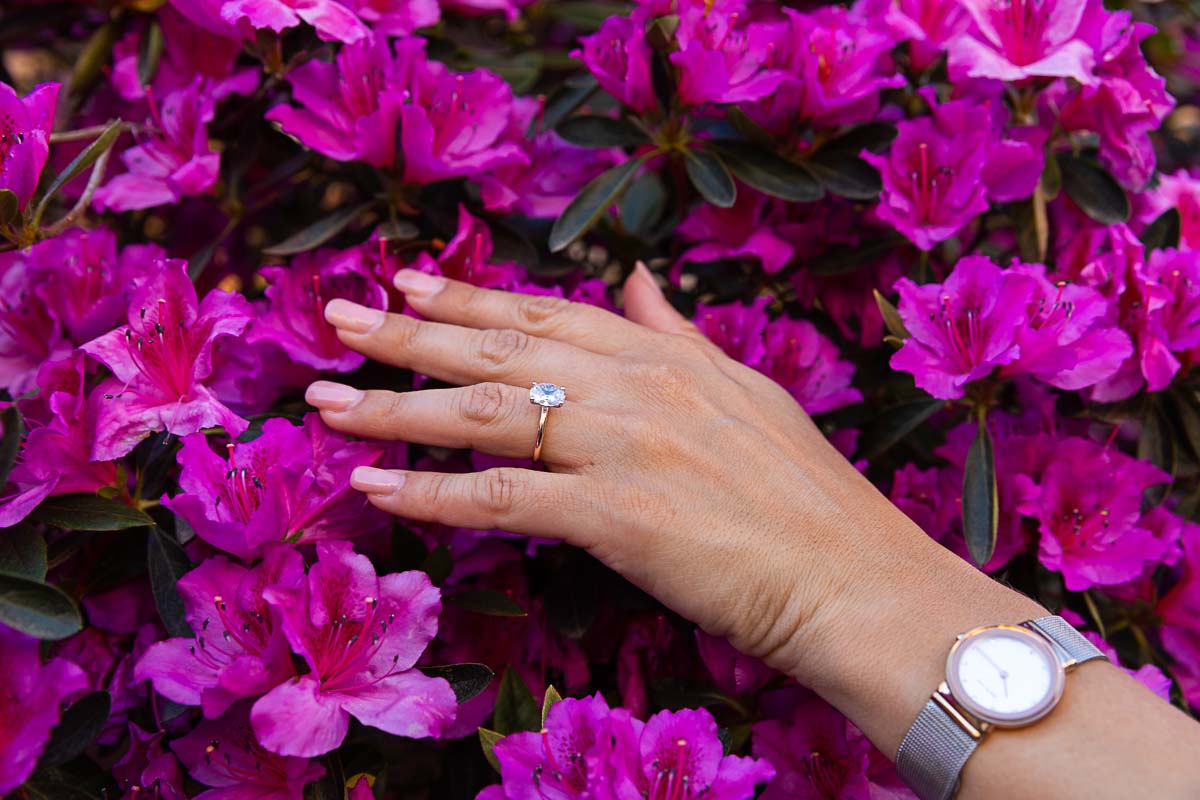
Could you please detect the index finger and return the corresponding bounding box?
[391,268,654,355]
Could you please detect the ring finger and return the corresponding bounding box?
[305,380,600,468]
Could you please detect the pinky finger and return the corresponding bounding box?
[350,466,597,543]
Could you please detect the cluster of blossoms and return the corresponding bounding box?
[2,0,1200,797]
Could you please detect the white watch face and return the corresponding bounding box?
[946,626,1065,726]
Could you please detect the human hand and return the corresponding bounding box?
[305,263,1010,694]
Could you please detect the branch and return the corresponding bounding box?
[39,146,112,239]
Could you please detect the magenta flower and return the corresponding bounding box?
[947,0,1098,85]
[1140,169,1200,252]
[695,297,770,369]
[890,256,1032,400]
[112,723,185,800]
[607,705,775,800]
[81,259,252,460]
[1137,248,1200,388]
[162,414,388,559]
[677,190,794,275]
[136,547,302,718]
[172,703,326,800]
[760,317,861,414]
[669,7,786,107]
[251,541,457,757]
[695,631,774,698]
[249,247,387,372]
[0,623,90,795]
[220,0,370,42]
[0,253,71,395]
[1160,524,1200,708]
[93,80,220,212]
[345,0,439,35]
[404,205,523,292]
[882,0,972,72]
[0,81,59,211]
[572,16,658,113]
[753,691,908,800]
[890,463,962,543]
[1017,436,1173,590]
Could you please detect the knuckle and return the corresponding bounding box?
[459,382,510,426]
[386,314,422,351]
[476,468,523,517]
[424,473,458,511]
[385,391,410,420]
[516,294,571,330]
[475,328,533,368]
[629,361,697,397]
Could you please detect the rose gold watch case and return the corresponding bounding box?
[945,624,1066,727]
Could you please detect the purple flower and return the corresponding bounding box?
[0,254,71,395]
[669,7,786,107]
[753,691,910,800]
[606,705,775,800]
[695,297,770,368]
[345,0,439,35]
[1140,170,1200,252]
[162,414,387,559]
[890,256,1032,400]
[677,190,794,275]
[1017,436,1173,590]
[1138,248,1200,386]
[882,0,972,72]
[695,631,774,697]
[0,81,59,210]
[760,317,861,414]
[112,723,186,800]
[220,0,370,43]
[890,463,961,543]
[1160,524,1200,709]
[172,703,326,800]
[81,260,252,460]
[249,247,387,372]
[251,541,457,756]
[1001,261,1132,390]
[405,205,523,292]
[136,547,302,718]
[0,623,90,795]
[572,16,658,114]
[93,80,220,212]
[946,0,1098,85]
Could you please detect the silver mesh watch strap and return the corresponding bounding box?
[895,615,1108,800]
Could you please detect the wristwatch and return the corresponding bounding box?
[895,615,1107,800]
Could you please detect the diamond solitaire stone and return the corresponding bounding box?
[530,382,565,407]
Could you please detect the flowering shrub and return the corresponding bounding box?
[1,0,1200,797]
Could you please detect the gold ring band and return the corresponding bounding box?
[532,404,551,463]
[529,382,565,463]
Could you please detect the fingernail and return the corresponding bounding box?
[634,261,663,295]
[306,381,363,412]
[325,298,385,334]
[393,269,446,297]
[351,466,406,494]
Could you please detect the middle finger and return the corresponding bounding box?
[325,299,611,394]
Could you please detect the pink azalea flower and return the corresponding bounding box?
[345,0,439,35]
[0,81,59,211]
[249,247,388,372]
[93,80,221,212]
[669,7,787,107]
[0,253,71,395]
[80,260,253,460]
[136,547,303,718]
[572,16,658,113]
[162,414,388,559]
[695,296,771,368]
[112,723,186,800]
[0,623,90,795]
[220,0,370,43]
[890,462,962,543]
[1160,523,1200,709]
[404,205,524,293]
[168,0,242,38]
[890,256,1032,400]
[251,541,457,757]
[1139,169,1200,251]
[946,0,1099,85]
[761,317,862,414]
[676,190,795,276]
[172,703,326,800]
[752,690,911,800]
[695,631,775,697]
[882,0,973,72]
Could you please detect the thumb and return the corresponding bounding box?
[623,262,706,340]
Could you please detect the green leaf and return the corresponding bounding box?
[1040,150,1062,200]
[31,494,153,531]
[0,403,25,493]
[32,119,122,225]
[541,685,563,727]
[420,662,494,704]
[492,667,539,735]
[707,141,822,203]
[684,149,736,208]
[555,115,647,148]
[0,523,47,580]
[1168,388,1200,465]
[873,289,911,341]
[262,202,373,256]
[549,156,646,253]
[67,22,118,108]
[420,543,453,586]
[377,219,420,242]
[147,527,193,638]
[619,171,668,240]
[1138,399,1176,505]
[962,413,998,568]
[1143,208,1181,255]
[855,397,944,462]
[444,590,527,617]
[533,73,598,135]
[137,19,164,88]
[805,151,882,200]
[0,572,82,640]
[478,727,505,774]
[0,189,19,225]
[822,122,898,155]
[724,107,776,150]
[37,691,111,769]
[1057,153,1130,225]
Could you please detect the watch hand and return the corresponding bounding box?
[979,650,1009,680]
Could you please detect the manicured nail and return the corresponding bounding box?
[325,298,385,333]
[393,269,446,297]
[635,260,663,295]
[305,381,363,412]
[351,466,406,494]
